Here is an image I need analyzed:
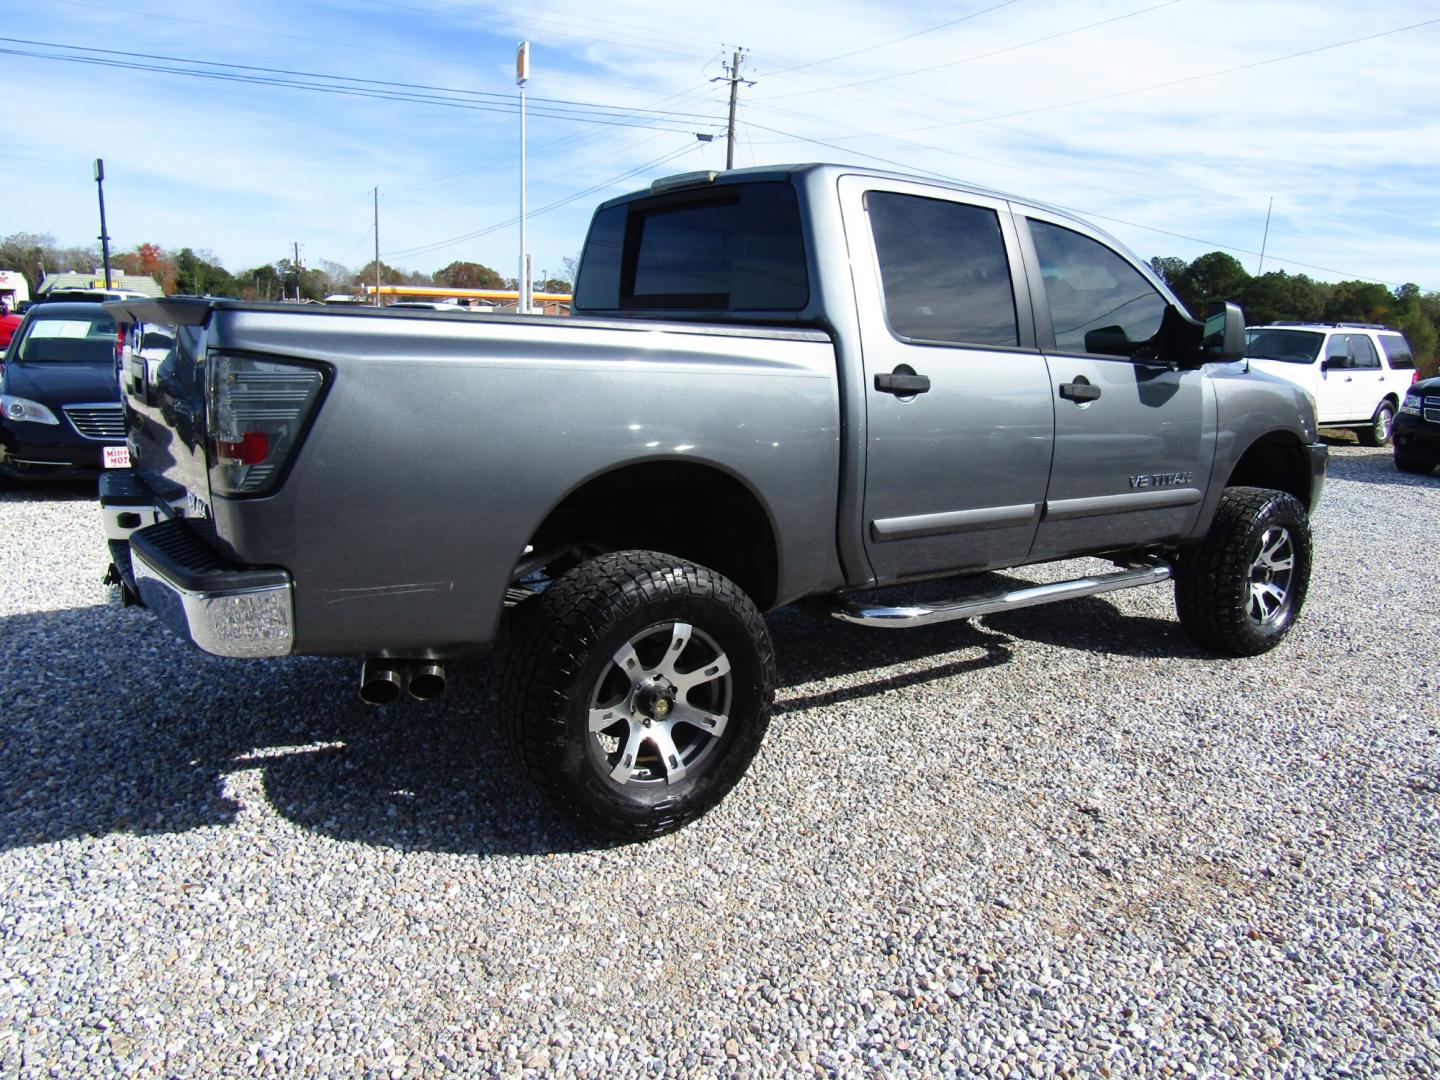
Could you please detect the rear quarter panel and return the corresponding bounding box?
[203,309,843,655]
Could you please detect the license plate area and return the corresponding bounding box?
[103,446,131,469]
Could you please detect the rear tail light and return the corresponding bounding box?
[1413,371,1421,386]
[207,353,326,496]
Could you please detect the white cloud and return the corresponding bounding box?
[6,0,1438,287]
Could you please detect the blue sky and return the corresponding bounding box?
[5,0,1439,290]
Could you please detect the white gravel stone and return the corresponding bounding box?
[1,443,1437,1078]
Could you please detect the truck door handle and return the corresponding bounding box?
[875,371,931,395]
[1059,378,1101,402]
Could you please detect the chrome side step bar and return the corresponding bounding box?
[832,562,1173,629]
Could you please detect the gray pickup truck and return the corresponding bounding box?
[100,164,1326,838]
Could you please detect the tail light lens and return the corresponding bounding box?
[207,353,326,496]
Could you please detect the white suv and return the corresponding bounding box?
[1244,323,1417,446]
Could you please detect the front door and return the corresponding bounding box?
[1018,214,1213,561]
[840,177,1054,582]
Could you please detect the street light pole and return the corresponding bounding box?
[93,158,113,289]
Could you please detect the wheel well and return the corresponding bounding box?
[526,462,780,609]
[1225,432,1313,509]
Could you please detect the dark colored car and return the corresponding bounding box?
[1394,376,1440,475]
[0,302,128,482]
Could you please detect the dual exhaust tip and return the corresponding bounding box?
[359,659,446,705]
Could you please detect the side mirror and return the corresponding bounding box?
[1202,301,1244,361]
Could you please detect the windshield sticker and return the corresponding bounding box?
[29,320,99,339]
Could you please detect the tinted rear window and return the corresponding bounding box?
[15,312,117,363]
[1379,334,1414,369]
[575,182,808,312]
[1245,328,1323,364]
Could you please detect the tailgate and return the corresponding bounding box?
[107,297,216,510]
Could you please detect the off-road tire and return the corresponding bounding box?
[1394,454,1434,475]
[1359,402,1394,447]
[499,550,775,840]
[1175,487,1312,657]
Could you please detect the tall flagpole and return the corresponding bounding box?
[517,41,531,315]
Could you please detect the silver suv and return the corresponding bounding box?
[1244,322,1417,446]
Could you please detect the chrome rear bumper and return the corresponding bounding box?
[131,544,294,658]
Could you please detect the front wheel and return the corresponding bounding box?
[1175,487,1313,657]
[1395,454,1434,475]
[1359,402,1394,447]
[499,551,775,840]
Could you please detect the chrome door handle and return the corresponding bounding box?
[1059,378,1101,402]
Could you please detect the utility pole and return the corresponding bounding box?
[93,159,113,289]
[373,187,381,306]
[712,49,753,170]
[293,241,302,301]
[517,41,531,315]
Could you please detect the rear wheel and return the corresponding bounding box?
[499,550,774,840]
[1359,402,1394,447]
[1175,487,1312,657]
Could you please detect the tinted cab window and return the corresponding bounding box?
[1029,220,1166,357]
[867,191,1018,347]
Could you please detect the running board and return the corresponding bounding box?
[832,562,1173,629]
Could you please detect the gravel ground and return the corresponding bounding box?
[1,443,1436,1079]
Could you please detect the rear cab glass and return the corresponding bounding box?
[575,182,808,313]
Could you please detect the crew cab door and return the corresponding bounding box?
[840,176,1054,582]
[1017,212,1213,560]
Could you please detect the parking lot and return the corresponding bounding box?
[1,443,1436,1078]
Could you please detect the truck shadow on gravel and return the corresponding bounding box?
[0,478,102,502]
[1,589,1206,857]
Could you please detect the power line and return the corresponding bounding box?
[757,0,1187,101]
[381,142,701,262]
[737,118,1409,288]
[390,81,724,195]
[849,14,1440,137]
[758,0,1024,79]
[0,38,726,132]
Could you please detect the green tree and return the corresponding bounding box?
[1236,271,1324,326]
[170,247,238,296]
[433,260,505,290]
[238,263,286,301]
[1323,281,1392,324]
[1174,252,1250,315]
[0,232,54,294]
[1148,256,1187,291]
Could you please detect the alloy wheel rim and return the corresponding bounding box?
[587,621,733,786]
[1247,525,1295,627]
